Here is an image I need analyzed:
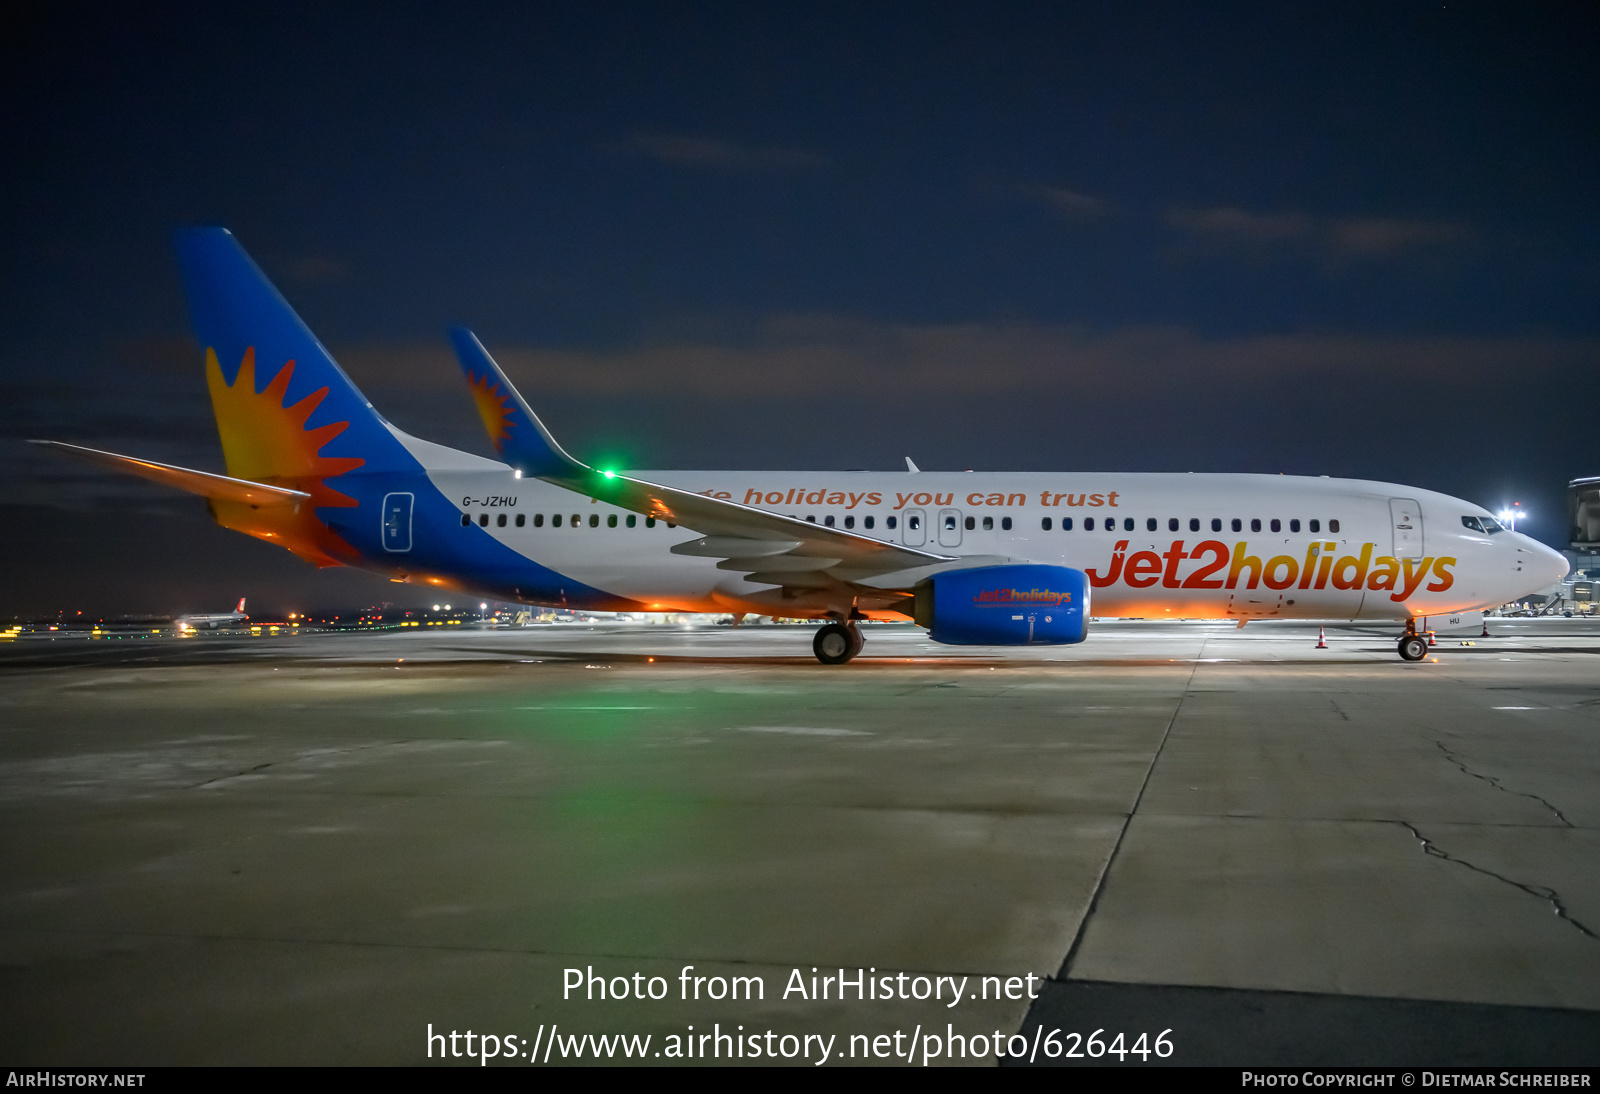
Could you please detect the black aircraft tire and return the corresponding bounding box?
[846,624,865,659]
[1398,635,1428,661]
[814,623,856,665]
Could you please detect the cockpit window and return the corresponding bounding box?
[1461,515,1504,534]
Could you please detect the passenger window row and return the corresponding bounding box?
[461,512,675,529]
[803,515,898,530]
[1039,516,1340,534]
[464,507,1340,538]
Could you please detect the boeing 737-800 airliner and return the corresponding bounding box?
[33,229,1569,663]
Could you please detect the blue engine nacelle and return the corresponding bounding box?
[905,564,1090,645]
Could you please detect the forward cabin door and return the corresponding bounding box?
[1389,498,1424,560]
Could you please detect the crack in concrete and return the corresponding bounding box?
[182,739,419,790]
[185,761,274,790]
[1433,740,1572,827]
[1398,821,1596,942]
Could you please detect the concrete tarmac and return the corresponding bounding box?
[0,618,1596,1066]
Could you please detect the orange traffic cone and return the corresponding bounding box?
[1426,631,1436,646]
[1480,619,1490,638]
[1316,626,1328,649]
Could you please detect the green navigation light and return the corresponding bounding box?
[602,470,616,479]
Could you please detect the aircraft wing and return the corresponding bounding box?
[447,329,959,599]
[29,440,312,507]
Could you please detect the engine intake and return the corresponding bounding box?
[907,564,1090,645]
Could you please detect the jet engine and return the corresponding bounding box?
[905,564,1089,645]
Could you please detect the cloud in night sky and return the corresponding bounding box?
[1025,185,1109,221]
[619,133,830,172]
[1165,206,1473,260]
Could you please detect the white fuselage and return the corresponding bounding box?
[419,460,1568,622]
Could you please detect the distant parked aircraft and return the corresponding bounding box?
[175,598,248,631]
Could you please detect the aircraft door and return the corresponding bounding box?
[382,492,414,552]
[903,509,926,547]
[938,508,963,548]
[1389,498,1424,560]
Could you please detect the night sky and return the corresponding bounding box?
[3,2,1595,617]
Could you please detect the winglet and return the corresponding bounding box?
[905,457,920,473]
[447,327,587,482]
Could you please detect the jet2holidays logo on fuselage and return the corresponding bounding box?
[1089,540,1456,602]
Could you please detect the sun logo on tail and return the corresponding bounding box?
[466,371,517,451]
[204,347,365,567]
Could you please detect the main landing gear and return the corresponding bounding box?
[1397,619,1429,662]
[813,621,864,665]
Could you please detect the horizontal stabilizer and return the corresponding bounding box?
[29,440,311,506]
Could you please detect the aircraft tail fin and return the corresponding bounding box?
[236,598,246,614]
[175,228,418,482]
[447,327,587,482]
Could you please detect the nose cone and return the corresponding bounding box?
[1520,536,1570,588]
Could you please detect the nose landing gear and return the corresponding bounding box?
[1397,619,1429,661]
[813,621,864,664]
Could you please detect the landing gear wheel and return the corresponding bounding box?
[813,623,859,665]
[1398,635,1428,661]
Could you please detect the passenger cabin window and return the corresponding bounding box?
[1230,518,1241,532]
[1085,517,1095,531]
[824,515,835,527]
[497,513,507,527]
[626,514,636,527]
[552,514,562,527]
[908,515,921,531]
[887,516,897,530]
[1189,518,1200,532]
[943,514,957,532]
[1250,518,1260,532]
[646,517,656,528]
[607,514,617,528]
[1123,517,1134,531]
[1061,517,1073,531]
[865,516,875,529]
[1310,519,1321,533]
[1290,519,1300,532]
[516,513,526,527]
[1329,519,1340,533]
[806,515,816,523]
[979,516,990,530]
[1270,519,1280,532]
[479,514,489,527]
[1147,518,1157,532]
[968,516,978,530]
[460,514,470,527]
[1002,517,1013,531]
[1210,518,1222,532]
[1168,518,1179,532]
[844,515,854,529]
[1041,517,1052,531]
